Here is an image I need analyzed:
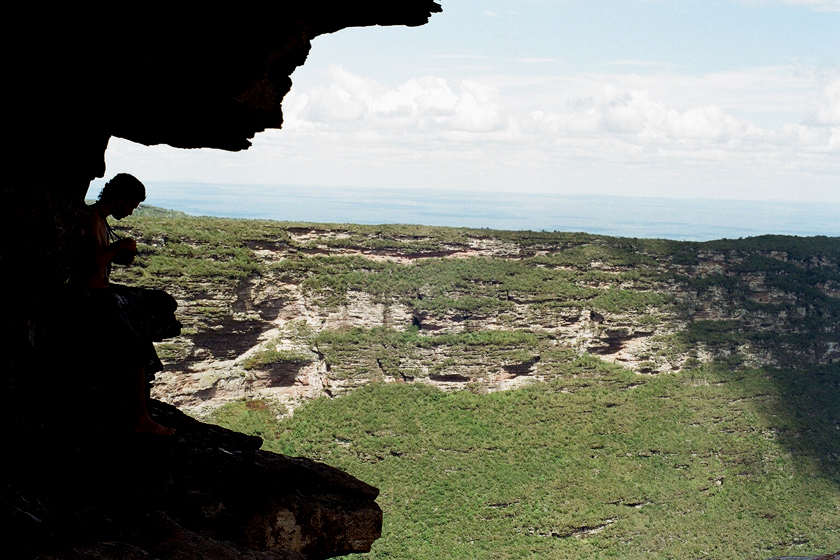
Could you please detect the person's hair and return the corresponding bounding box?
[98,173,146,203]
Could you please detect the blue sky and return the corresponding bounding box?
[96,0,840,203]
[308,1,838,80]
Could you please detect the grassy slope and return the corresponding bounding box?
[215,364,839,559]
[110,215,840,558]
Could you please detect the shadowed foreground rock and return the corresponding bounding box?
[8,400,381,560]
[2,2,440,557]
[35,512,307,560]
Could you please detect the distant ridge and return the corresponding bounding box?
[84,183,840,242]
[84,200,190,218]
[132,204,190,218]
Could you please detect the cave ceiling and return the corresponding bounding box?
[7,1,441,182]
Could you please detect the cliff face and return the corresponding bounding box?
[103,218,840,419]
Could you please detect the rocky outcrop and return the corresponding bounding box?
[2,4,440,558]
[9,400,381,560]
[7,2,442,185]
[131,228,838,419]
[35,512,308,560]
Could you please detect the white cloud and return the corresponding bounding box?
[810,77,840,125]
[285,65,506,133]
[271,65,839,199]
[487,66,823,124]
[525,88,763,143]
[101,65,840,202]
[451,81,507,132]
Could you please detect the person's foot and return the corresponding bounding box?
[133,415,175,436]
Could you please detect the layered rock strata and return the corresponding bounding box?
[102,224,840,418]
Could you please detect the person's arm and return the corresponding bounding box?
[95,238,137,267]
[88,210,136,267]
[105,238,137,266]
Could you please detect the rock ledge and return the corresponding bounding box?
[9,400,381,560]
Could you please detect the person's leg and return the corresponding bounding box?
[128,366,174,435]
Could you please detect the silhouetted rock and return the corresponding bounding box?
[35,511,307,560]
[1,0,442,331]
[2,3,439,557]
[6,1,442,187]
[9,400,381,560]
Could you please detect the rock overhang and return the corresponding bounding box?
[6,1,442,183]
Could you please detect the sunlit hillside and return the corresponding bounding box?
[111,212,840,559]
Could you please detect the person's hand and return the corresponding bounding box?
[118,238,137,253]
[112,238,138,265]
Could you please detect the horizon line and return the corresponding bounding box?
[104,180,840,206]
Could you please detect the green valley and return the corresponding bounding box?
[110,210,840,559]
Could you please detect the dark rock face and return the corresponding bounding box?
[10,400,381,560]
[2,0,442,302]
[36,512,308,560]
[6,2,442,184]
[2,4,440,557]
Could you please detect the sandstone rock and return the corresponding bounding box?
[134,228,837,419]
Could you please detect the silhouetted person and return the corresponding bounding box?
[77,173,174,435]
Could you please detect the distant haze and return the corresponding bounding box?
[96,2,838,224]
[97,1,839,205]
[90,181,840,241]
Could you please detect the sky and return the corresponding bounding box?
[95,0,840,205]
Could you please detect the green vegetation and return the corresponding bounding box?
[132,204,190,218]
[113,212,840,379]
[210,399,286,440]
[273,251,669,316]
[85,201,189,218]
[115,213,839,558]
[113,216,839,359]
[242,346,312,370]
[213,361,840,559]
[112,215,292,287]
[153,342,188,361]
[680,320,746,346]
[240,321,318,370]
[314,327,543,380]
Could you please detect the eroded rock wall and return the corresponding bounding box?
[117,225,840,419]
